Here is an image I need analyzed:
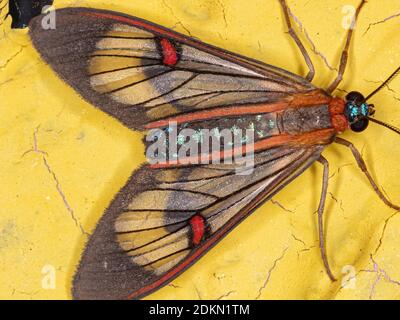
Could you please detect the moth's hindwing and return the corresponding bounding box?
[73,145,324,299]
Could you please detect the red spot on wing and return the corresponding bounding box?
[189,215,205,245]
[160,38,178,66]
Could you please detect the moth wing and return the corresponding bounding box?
[73,145,324,300]
[29,7,316,130]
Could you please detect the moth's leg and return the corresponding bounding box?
[335,137,400,210]
[279,0,315,82]
[317,156,336,281]
[327,0,367,94]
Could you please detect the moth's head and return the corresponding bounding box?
[344,91,375,132]
[343,66,400,135]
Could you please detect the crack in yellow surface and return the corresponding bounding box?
[287,6,336,71]
[22,127,88,234]
[364,11,400,35]
[366,256,400,300]
[255,247,289,300]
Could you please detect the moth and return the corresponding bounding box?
[28,0,400,299]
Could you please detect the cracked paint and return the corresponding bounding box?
[364,12,400,35]
[366,256,400,300]
[162,0,193,36]
[287,6,336,71]
[291,233,307,247]
[0,0,399,300]
[364,79,400,101]
[216,0,228,29]
[255,247,289,300]
[0,46,23,69]
[372,211,399,257]
[22,127,87,235]
[216,290,235,300]
[328,192,344,212]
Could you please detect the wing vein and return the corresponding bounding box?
[103,69,172,94]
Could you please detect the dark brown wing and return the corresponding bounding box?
[72,145,324,300]
[28,7,316,130]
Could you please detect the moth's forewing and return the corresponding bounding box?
[28,7,315,131]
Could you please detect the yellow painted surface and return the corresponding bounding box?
[0,0,399,300]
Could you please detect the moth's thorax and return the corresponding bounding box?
[328,97,348,134]
[279,105,332,135]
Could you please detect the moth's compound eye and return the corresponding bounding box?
[350,118,369,132]
[346,91,365,104]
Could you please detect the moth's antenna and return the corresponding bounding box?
[368,117,400,135]
[365,66,400,101]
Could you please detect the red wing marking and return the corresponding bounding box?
[160,38,178,66]
[126,195,253,299]
[189,215,205,245]
[79,11,253,68]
